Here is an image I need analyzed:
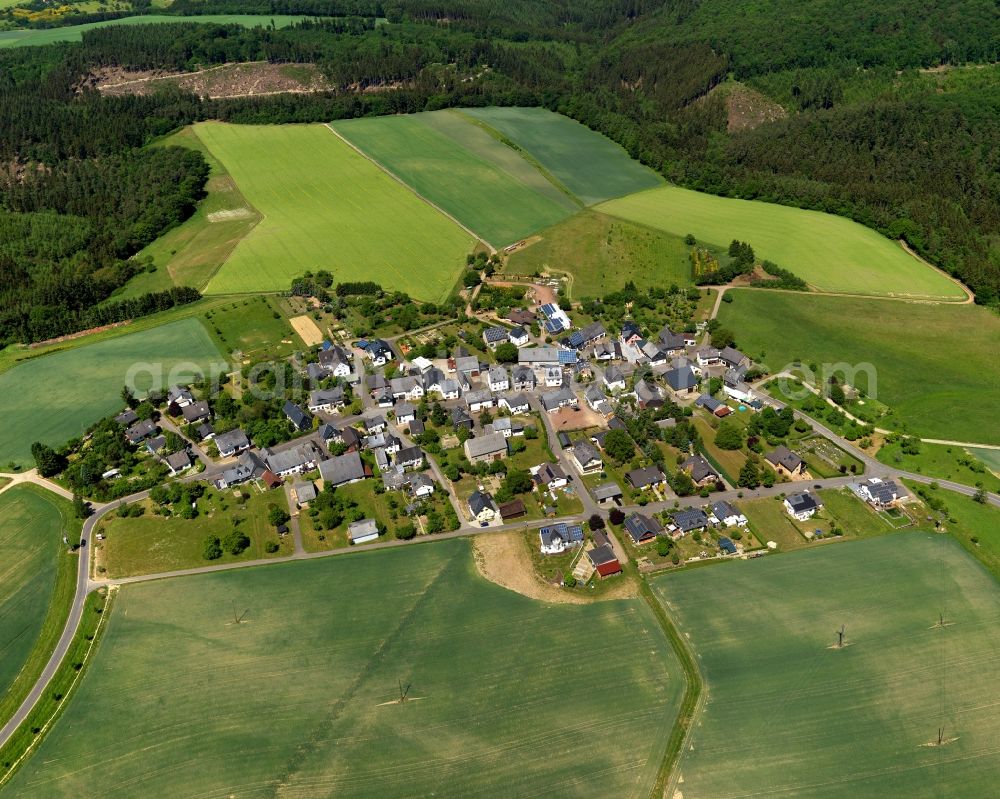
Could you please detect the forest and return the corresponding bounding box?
[1,0,998,347]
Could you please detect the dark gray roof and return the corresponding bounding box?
[182,400,210,422]
[786,491,820,512]
[469,490,494,515]
[682,455,717,483]
[665,366,698,391]
[592,482,623,501]
[214,428,249,453]
[625,465,665,489]
[319,451,366,486]
[465,432,508,459]
[766,445,804,472]
[165,450,192,470]
[395,445,423,465]
[283,401,312,430]
[484,326,508,343]
[672,508,709,532]
[720,346,747,366]
[623,513,662,543]
[588,544,618,567]
[571,440,602,467]
[712,501,740,520]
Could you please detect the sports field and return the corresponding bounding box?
[197,123,474,300]
[507,210,693,297]
[598,185,967,299]
[461,107,663,205]
[331,111,579,247]
[655,533,1000,798]
[7,539,685,798]
[0,487,70,711]
[0,318,224,468]
[0,15,308,48]
[717,290,1000,444]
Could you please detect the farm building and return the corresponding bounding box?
[348,518,380,545]
[292,481,317,507]
[319,451,368,488]
[587,543,622,578]
[464,432,508,464]
[498,499,527,520]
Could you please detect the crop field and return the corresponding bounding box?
[0,487,69,707]
[331,111,578,247]
[121,126,261,299]
[507,211,694,297]
[461,107,663,205]
[967,447,1000,475]
[0,15,308,47]
[0,318,224,468]
[598,185,967,299]
[717,290,1000,444]
[8,539,684,798]
[655,533,1000,798]
[197,123,474,300]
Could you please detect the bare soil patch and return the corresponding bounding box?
[550,404,605,431]
[707,82,787,133]
[89,62,332,99]
[289,315,324,346]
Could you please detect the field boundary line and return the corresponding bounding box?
[323,122,492,252]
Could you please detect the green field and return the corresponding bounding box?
[877,440,1000,493]
[461,107,663,205]
[507,210,693,297]
[598,185,967,299]
[7,539,685,797]
[0,318,224,468]
[0,487,73,716]
[655,533,1000,798]
[202,295,299,360]
[120,126,261,299]
[197,123,474,300]
[0,14,309,47]
[717,290,1000,444]
[967,447,1000,476]
[331,111,578,247]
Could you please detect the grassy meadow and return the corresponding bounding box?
[197,123,474,300]
[7,540,685,798]
[201,295,300,361]
[716,290,1000,444]
[461,107,663,205]
[0,486,75,722]
[507,210,694,297]
[0,15,309,48]
[598,185,967,299]
[0,318,224,468]
[655,533,1000,798]
[331,111,578,247]
[876,440,1000,493]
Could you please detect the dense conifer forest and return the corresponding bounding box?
[1,0,999,346]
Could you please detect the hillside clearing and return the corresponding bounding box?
[198,123,474,300]
[7,540,684,798]
[598,185,967,299]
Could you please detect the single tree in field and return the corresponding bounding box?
[268,504,291,527]
[738,458,761,489]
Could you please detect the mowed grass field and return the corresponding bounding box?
[655,534,1000,798]
[0,487,70,706]
[461,107,663,205]
[7,539,685,798]
[598,185,967,299]
[717,290,1000,444]
[0,15,308,48]
[0,318,224,467]
[198,123,474,300]
[331,111,579,247]
[507,210,693,297]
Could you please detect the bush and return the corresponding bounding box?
[609,508,626,525]
[202,536,222,560]
[222,529,250,555]
[268,504,291,527]
[396,523,417,540]
[265,541,279,553]
[563,573,577,588]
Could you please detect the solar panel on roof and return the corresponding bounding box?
[545,319,563,333]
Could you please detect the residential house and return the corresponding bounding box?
[487,365,509,393]
[569,440,603,474]
[215,450,267,489]
[197,422,215,441]
[539,302,572,334]
[566,322,606,350]
[393,402,416,424]
[454,355,482,377]
[365,432,400,454]
[592,482,623,504]
[390,376,425,401]
[538,523,585,555]
[710,501,747,528]
[507,308,535,327]
[625,465,666,491]
[464,389,495,412]
[308,387,345,413]
[364,415,387,434]
[518,346,563,367]
[766,445,807,478]
[407,418,425,436]
[319,451,368,488]
[348,518,380,545]
[719,536,738,555]
[214,429,250,458]
[438,378,461,400]
[364,339,394,367]
[283,401,312,432]
[395,445,424,471]
[604,365,626,391]
[499,393,530,414]
[125,419,157,445]
[511,365,537,391]
[489,417,524,438]
[593,340,621,361]
[451,407,474,430]
[114,408,139,427]
[681,455,719,486]
[409,473,435,497]
[670,508,709,536]
[722,366,754,403]
[381,465,409,491]
[264,442,321,477]
[164,449,193,476]
[720,346,749,370]
[623,512,663,545]
[857,478,906,508]
[585,384,612,416]
[639,340,668,366]
[620,320,642,346]
[167,386,194,408]
[146,435,166,454]
[696,347,721,367]
[543,366,563,387]
[483,326,509,350]
[469,491,497,524]
[634,379,666,409]
[508,326,530,347]
[373,447,390,472]
[464,432,508,464]
[664,365,698,395]
[539,386,577,413]
[657,327,688,355]
[784,491,822,521]
[181,401,211,424]
[318,344,352,377]
[340,426,363,452]
[292,480,317,507]
[534,462,568,491]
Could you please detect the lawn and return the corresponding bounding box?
[598,185,967,299]
[94,486,292,578]
[717,290,1000,443]
[119,126,261,299]
[654,533,1000,798]
[877,440,1000,493]
[0,318,225,468]
[0,15,309,47]
[0,486,77,727]
[506,210,694,298]
[201,295,300,361]
[196,122,475,300]
[460,107,663,205]
[7,539,686,798]
[331,111,578,247]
